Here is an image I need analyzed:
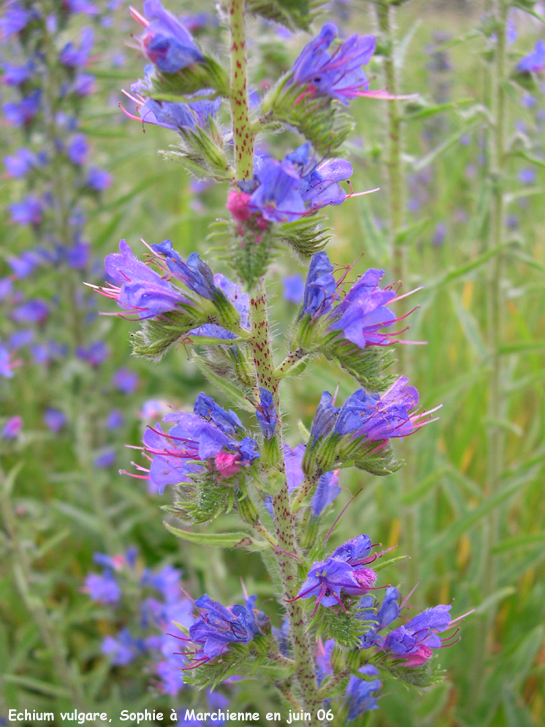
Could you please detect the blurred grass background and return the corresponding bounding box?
[1,0,545,725]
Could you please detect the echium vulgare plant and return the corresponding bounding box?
[93,0,469,722]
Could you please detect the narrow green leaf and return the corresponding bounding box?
[427,241,514,290]
[473,587,515,615]
[2,462,24,496]
[2,674,71,698]
[164,522,254,548]
[192,354,254,412]
[53,501,102,535]
[394,20,421,69]
[450,290,487,359]
[499,340,545,354]
[492,533,545,554]
[404,98,474,121]
[373,555,409,572]
[412,120,482,171]
[401,468,447,506]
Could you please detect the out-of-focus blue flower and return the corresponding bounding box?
[43,408,67,432]
[99,240,188,319]
[135,0,204,74]
[8,329,34,349]
[84,571,121,603]
[9,196,43,225]
[519,40,545,73]
[519,168,536,185]
[291,23,375,104]
[86,167,112,190]
[345,665,381,719]
[67,134,89,165]
[432,221,446,246]
[60,27,94,67]
[0,2,31,36]
[105,409,124,429]
[93,448,116,468]
[188,594,265,663]
[4,148,37,177]
[283,275,304,304]
[76,341,109,366]
[8,251,41,277]
[256,387,277,440]
[113,367,139,394]
[66,0,99,15]
[1,60,34,86]
[11,299,49,323]
[3,89,41,125]
[73,72,96,96]
[2,416,23,439]
[0,278,12,301]
[102,629,145,665]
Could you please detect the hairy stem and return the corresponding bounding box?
[374,1,419,593]
[470,0,508,707]
[229,0,254,180]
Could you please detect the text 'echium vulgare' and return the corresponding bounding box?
[87,0,470,722]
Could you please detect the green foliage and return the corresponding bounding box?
[246,0,328,32]
[311,606,376,648]
[149,57,230,100]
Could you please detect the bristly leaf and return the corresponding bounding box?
[246,0,328,31]
[160,120,234,182]
[149,56,230,100]
[192,354,255,412]
[311,606,376,648]
[271,214,331,259]
[260,74,354,155]
[381,657,446,688]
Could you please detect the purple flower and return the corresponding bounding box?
[76,341,109,366]
[151,240,217,300]
[93,448,116,468]
[519,40,545,73]
[67,134,89,165]
[432,222,446,246]
[256,388,277,440]
[291,23,376,104]
[1,61,34,86]
[113,367,139,394]
[300,158,353,209]
[99,240,188,319]
[283,275,304,304]
[105,410,124,429]
[0,2,30,36]
[248,157,305,223]
[382,604,452,666]
[43,408,67,432]
[8,250,42,277]
[134,0,204,74]
[65,0,99,15]
[102,629,144,665]
[345,665,381,719]
[2,416,23,439]
[3,89,41,125]
[310,470,341,517]
[295,556,376,612]
[9,197,43,225]
[188,594,264,664]
[84,571,121,603]
[60,27,94,67]
[519,168,536,185]
[4,148,37,177]
[11,299,49,324]
[301,251,337,319]
[73,72,96,96]
[85,167,112,190]
[142,564,182,603]
[8,329,34,348]
[309,391,338,442]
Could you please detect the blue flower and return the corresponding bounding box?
[519,39,545,73]
[188,594,265,663]
[9,197,43,225]
[84,571,121,603]
[11,299,49,323]
[248,158,305,223]
[382,604,452,666]
[345,665,381,719]
[113,367,139,394]
[0,2,31,36]
[76,341,109,366]
[60,27,94,67]
[93,448,116,468]
[1,60,34,86]
[67,134,88,165]
[3,89,41,125]
[102,629,145,665]
[283,275,304,304]
[256,388,277,440]
[86,167,112,190]
[291,23,376,105]
[309,391,338,442]
[4,149,38,177]
[310,470,341,518]
[151,240,218,300]
[136,0,204,74]
[2,416,23,438]
[105,410,124,430]
[301,251,337,319]
[300,158,353,209]
[101,239,188,319]
[295,556,375,612]
[43,408,67,433]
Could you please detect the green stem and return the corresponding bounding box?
[470,0,508,707]
[375,1,419,594]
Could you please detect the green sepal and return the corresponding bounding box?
[130,307,199,361]
[149,56,230,100]
[381,656,446,688]
[260,73,354,154]
[160,121,234,182]
[310,606,376,648]
[261,435,281,469]
[273,214,331,259]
